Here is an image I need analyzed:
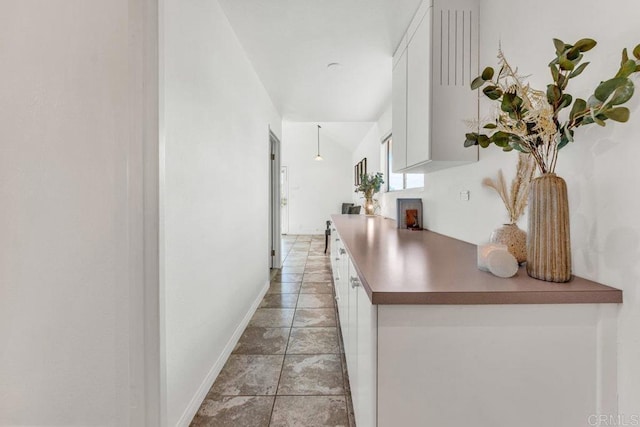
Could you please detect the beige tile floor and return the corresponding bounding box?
[190,235,355,427]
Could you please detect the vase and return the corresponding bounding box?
[490,223,527,264]
[364,196,375,215]
[526,173,571,282]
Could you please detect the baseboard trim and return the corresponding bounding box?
[175,279,270,427]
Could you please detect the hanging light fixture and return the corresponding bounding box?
[315,124,323,161]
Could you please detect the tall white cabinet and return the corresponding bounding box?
[392,0,480,173]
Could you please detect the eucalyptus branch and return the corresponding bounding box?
[465,38,640,174]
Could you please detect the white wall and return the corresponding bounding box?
[479,0,640,415]
[0,0,154,425]
[352,125,383,183]
[354,0,640,415]
[162,1,282,425]
[282,122,354,234]
[352,105,426,214]
[351,107,392,179]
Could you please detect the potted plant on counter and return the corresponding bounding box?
[464,38,640,282]
[356,172,384,215]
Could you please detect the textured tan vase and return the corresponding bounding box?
[364,196,375,215]
[491,223,527,264]
[526,173,571,282]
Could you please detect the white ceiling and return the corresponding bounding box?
[218,0,422,122]
[315,121,376,151]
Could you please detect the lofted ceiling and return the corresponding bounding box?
[311,121,376,152]
[218,0,422,122]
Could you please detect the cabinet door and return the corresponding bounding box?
[339,248,349,335]
[391,47,408,172]
[335,239,349,336]
[330,230,339,281]
[345,260,359,386]
[406,7,432,167]
[355,284,378,427]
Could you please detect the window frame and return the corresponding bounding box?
[382,134,423,192]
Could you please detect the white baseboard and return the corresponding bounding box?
[285,230,324,236]
[175,280,270,427]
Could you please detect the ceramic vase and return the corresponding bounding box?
[490,223,527,264]
[364,196,375,215]
[526,173,571,282]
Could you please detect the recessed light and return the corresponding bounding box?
[327,62,343,71]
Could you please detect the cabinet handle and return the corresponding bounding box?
[335,238,340,242]
[350,276,360,288]
[335,295,340,301]
[335,257,340,261]
[339,248,346,255]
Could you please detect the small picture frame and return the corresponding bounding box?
[397,198,423,230]
[354,158,367,185]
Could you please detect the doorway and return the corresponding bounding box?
[280,166,289,235]
[269,130,282,269]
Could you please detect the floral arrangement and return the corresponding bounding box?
[464,39,640,174]
[355,172,384,195]
[355,172,384,215]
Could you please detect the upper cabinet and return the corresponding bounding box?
[392,0,480,174]
[392,47,408,171]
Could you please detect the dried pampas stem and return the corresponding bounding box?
[483,153,536,223]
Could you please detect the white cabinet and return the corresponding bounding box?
[331,232,349,336]
[406,8,431,168]
[345,261,358,376]
[330,217,619,427]
[391,47,408,171]
[354,277,377,427]
[392,0,479,174]
[331,229,378,427]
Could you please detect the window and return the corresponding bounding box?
[382,136,424,191]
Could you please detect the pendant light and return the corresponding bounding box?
[315,124,323,161]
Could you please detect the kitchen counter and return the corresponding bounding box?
[331,214,622,305]
[330,214,621,426]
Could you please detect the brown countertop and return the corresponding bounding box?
[331,214,623,305]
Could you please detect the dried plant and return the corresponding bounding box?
[465,39,640,174]
[483,153,536,224]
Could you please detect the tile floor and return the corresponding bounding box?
[191,235,355,427]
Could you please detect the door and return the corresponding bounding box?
[280,166,289,234]
[269,131,282,269]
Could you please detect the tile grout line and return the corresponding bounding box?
[310,236,351,424]
[214,393,351,397]
[266,235,294,425]
[268,235,309,426]
[267,234,298,425]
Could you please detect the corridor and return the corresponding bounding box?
[190,235,355,426]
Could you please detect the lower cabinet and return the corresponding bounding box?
[354,269,377,427]
[333,237,349,336]
[332,231,378,427]
[331,220,618,427]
